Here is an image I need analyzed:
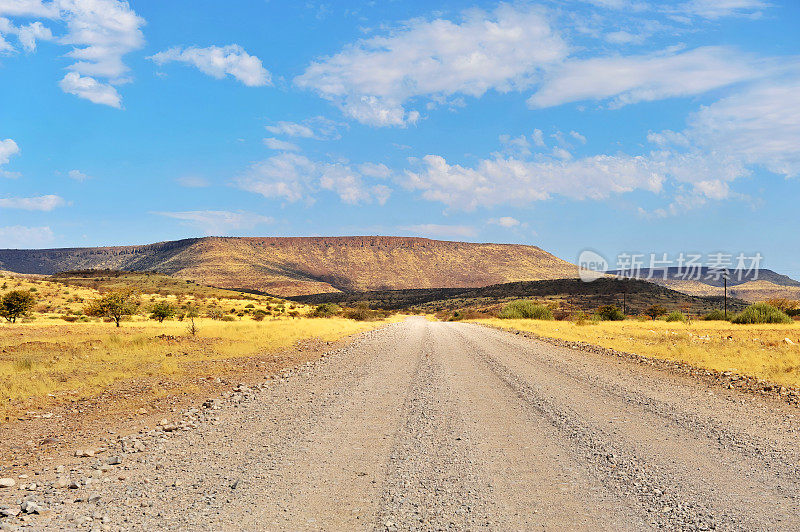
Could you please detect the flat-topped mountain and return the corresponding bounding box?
[0,236,578,297]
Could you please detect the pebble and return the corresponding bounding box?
[0,479,15,488]
[20,500,43,514]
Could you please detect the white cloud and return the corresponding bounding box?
[264,116,342,140]
[671,0,770,19]
[0,138,20,178]
[148,44,270,87]
[527,46,765,109]
[405,73,800,216]
[0,18,53,51]
[531,129,545,147]
[296,4,568,126]
[403,152,664,211]
[498,134,532,157]
[1,0,145,106]
[489,216,521,228]
[59,71,121,107]
[67,168,89,181]
[263,137,300,151]
[154,210,273,236]
[357,162,392,179]
[681,77,800,178]
[397,224,477,239]
[0,1,58,18]
[235,152,391,205]
[0,138,20,165]
[175,176,210,188]
[0,225,55,248]
[570,131,587,144]
[0,194,66,211]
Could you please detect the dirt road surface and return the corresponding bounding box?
[4,318,799,530]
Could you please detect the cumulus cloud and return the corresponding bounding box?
[264,116,343,140]
[0,0,145,106]
[0,194,66,211]
[527,46,766,109]
[403,153,664,211]
[263,137,300,151]
[0,225,55,248]
[0,18,53,51]
[235,153,391,205]
[489,216,521,228]
[0,138,20,164]
[397,224,477,239]
[67,169,89,181]
[148,44,271,87]
[0,138,20,178]
[296,4,568,126]
[404,71,800,216]
[59,71,121,107]
[154,210,273,236]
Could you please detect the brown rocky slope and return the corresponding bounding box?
[0,236,578,297]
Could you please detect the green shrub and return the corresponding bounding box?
[311,303,341,317]
[499,300,553,320]
[596,305,624,321]
[703,310,728,321]
[665,311,687,322]
[220,315,236,322]
[343,302,378,321]
[731,303,792,324]
[252,309,267,321]
[574,311,593,326]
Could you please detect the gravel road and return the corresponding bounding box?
[3,317,799,530]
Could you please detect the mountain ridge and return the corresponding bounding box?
[0,236,578,297]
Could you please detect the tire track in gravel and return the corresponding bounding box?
[447,322,800,530]
[375,326,494,531]
[429,323,647,530]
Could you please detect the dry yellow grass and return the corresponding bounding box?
[475,318,800,388]
[0,317,391,420]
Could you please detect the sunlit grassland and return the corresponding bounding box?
[475,318,800,388]
[0,317,391,419]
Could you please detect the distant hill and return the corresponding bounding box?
[607,267,800,302]
[290,278,748,315]
[0,236,578,297]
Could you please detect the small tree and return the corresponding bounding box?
[186,304,199,335]
[0,290,36,323]
[596,305,624,321]
[85,288,139,327]
[644,304,667,321]
[150,301,176,323]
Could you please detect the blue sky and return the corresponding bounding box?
[1,0,799,276]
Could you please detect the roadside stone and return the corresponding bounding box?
[0,479,15,488]
[0,507,20,518]
[75,449,95,458]
[20,500,43,514]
